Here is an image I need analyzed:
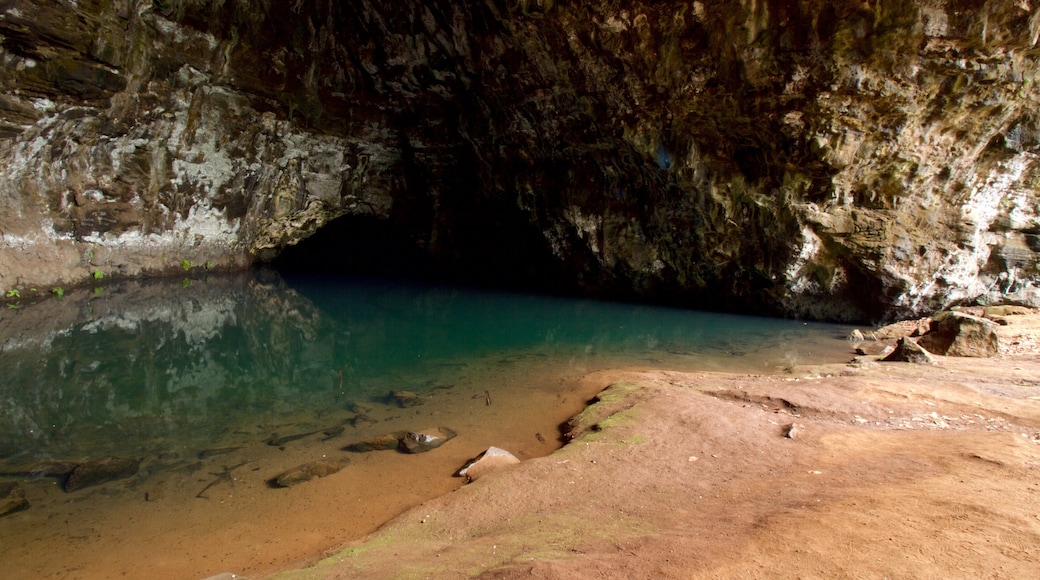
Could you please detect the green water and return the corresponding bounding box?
[0,271,852,468]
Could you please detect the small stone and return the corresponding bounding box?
[272,457,351,487]
[399,427,457,454]
[783,423,801,439]
[63,457,141,492]
[456,446,520,482]
[848,329,865,342]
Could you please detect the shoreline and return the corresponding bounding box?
[268,309,1040,579]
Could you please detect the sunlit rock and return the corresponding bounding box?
[917,311,1000,357]
[455,446,521,482]
[882,337,936,364]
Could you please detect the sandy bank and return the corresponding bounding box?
[270,311,1040,579]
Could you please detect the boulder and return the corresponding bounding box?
[63,457,140,492]
[272,457,351,488]
[881,337,936,364]
[455,447,520,482]
[917,311,999,357]
[399,427,457,454]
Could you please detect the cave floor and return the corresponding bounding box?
[270,311,1040,579]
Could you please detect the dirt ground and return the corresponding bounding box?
[269,310,1040,579]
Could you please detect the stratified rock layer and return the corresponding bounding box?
[3,1,1040,321]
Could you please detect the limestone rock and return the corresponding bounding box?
[882,338,936,364]
[917,312,1000,358]
[456,447,521,482]
[63,457,140,492]
[272,457,351,488]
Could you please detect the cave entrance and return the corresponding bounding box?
[271,214,436,281]
[270,210,577,296]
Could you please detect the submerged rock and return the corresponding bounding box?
[390,390,423,408]
[455,447,521,482]
[0,496,29,519]
[917,311,999,358]
[345,432,408,453]
[198,447,242,460]
[399,428,458,454]
[0,481,17,499]
[272,457,352,488]
[63,457,141,492]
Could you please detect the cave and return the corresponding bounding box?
[271,207,580,297]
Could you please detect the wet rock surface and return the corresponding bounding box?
[2,1,1040,321]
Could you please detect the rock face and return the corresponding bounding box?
[3,1,1040,321]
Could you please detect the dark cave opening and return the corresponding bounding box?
[271,209,579,297]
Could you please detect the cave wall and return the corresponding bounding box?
[2,0,1040,321]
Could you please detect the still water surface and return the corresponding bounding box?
[0,272,852,578]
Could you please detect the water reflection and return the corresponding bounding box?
[0,271,850,468]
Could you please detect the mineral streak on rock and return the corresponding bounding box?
[3,1,1040,322]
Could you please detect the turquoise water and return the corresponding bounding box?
[0,271,855,578]
[0,271,852,466]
